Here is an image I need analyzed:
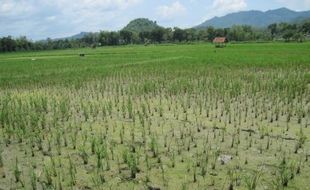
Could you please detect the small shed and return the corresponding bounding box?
[213,37,227,48]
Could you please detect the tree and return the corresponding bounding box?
[151,28,165,43]
[173,28,186,42]
[215,28,225,38]
[197,30,208,41]
[139,31,151,43]
[108,32,120,46]
[99,32,120,46]
[185,29,197,42]
[228,25,245,41]
[206,27,216,41]
[120,30,133,44]
[242,25,255,41]
[16,36,32,51]
[282,30,294,42]
[0,36,17,52]
[81,33,99,46]
[163,28,173,42]
[268,23,278,39]
[301,21,310,34]
[293,33,305,42]
[99,31,109,45]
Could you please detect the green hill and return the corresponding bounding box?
[122,18,162,33]
[197,8,310,28]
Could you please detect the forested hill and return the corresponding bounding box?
[122,18,162,33]
[197,8,310,28]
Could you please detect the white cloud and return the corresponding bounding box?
[0,0,34,16]
[212,0,247,13]
[43,0,142,12]
[201,0,247,21]
[276,0,310,10]
[157,1,187,20]
[0,0,143,39]
[46,16,56,21]
[45,0,143,30]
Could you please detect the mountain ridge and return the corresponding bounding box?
[196,7,310,28]
[57,8,310,40]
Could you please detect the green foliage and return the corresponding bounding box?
[123,18,161,33]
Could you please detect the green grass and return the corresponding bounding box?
[0,42,309,190]
[0,43,309,88]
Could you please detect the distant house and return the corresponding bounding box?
[213,37,227,48]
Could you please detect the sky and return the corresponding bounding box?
[1,0,310,40]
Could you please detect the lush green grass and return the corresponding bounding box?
[0,42,309,190]
[0,43,309,88]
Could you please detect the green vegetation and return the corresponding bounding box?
[123,18,162,33]
[1,16,310,53]
[0,42,309,189]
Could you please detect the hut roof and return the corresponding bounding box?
[213,37,226,43]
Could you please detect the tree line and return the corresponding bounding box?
[1,20,309,52]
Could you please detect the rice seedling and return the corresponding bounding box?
[0,147,3,168]
[0,43,309,189]
[14,158,22,184]
[244,169,262,190]
[44,164,53,187]
[68,156,77,186]
[30,167,37,190]
[79,145,89,165]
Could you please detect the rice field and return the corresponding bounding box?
[0,42,309,190]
